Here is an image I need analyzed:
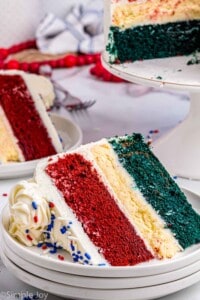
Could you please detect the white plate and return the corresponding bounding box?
[0,113,83,179]
[102,52,200,92]
[3,239,200,290]
[1,246,200,300]
[1,189,200,278]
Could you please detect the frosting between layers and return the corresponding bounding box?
[111,0,200,28]
[90,141,181,259]
[35,155,108,265]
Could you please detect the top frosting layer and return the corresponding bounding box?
[111,0,200,28]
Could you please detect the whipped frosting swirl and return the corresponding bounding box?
[9,180,51,246]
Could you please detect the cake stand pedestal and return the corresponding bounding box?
[102,52,200,180]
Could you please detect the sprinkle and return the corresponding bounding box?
[25,229,29,233]
[50,248,57,254]
[84,260,89,264]
[98,263,106,266]
[45,242,54,248]
[42,244,47,250]
[2,193,7,197]
[58,254,65,261]
[51,214,56,220]
[32,201,38,210]
[49,202,55,208]
[37,242,43,248]
[70,242,75,251]
[60,226,67,234]
[33,216,38,223]
[43,248,50,254]
[27,235,33,241]
[85,253,91,260]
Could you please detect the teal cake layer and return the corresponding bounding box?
[108,133,200,249]
[107,20,200,63]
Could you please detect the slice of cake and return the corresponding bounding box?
[0,70,63,163]
[106,0,200,63]
[9,133,200,266]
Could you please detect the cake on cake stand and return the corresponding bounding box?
[102,52,200,180]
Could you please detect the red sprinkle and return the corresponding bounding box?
[33,215,38,223]
[42,244,47,250]
[2,193,7,197]
[58,254,65,261]
[49,202,55,208]
[27,234,33,241]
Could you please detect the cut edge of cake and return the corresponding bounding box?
[8,133,200,266]
[0,70,63,163]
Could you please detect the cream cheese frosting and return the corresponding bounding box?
[9,178,107,265]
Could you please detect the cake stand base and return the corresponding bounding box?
[102,52,200,179]
[153,92,200,179]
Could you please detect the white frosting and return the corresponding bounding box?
[9,172,107,265]
[9,180,51,246]
[0,70,63,155]
[35,154,107,265]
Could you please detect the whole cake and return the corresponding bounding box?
[9,133,200,266]
[106,0,200,63]
[0,70,63,163]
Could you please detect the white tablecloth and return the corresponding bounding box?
[0,66,200,300]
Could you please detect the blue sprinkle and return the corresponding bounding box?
[79,256,83,260]
[69,221,73,225]
[50,248,57,254]
[25,229,29,233]
[47,224,52,231]
[37,242,43,248]
[84,260,89,264]
[32,201,38,210]
[73,257,79,262]
[77,251,81,254]
[60,226,67,234]
[149,130,154,134]
[67,225,70,229]
[44,232,50,239]
[98,263,106,266]
[51,214,56,220]
[70,242,75,251]
[85,253,91,260]
[46,242,54,248]
[72,253,76,257]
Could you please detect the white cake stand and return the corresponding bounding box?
[102,52,200,180]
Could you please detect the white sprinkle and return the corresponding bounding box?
[43,249,50,254]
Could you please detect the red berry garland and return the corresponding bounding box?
[0,39,124,83]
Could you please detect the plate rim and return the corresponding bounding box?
[1,244,200,300]
[2,238,200,289]
[1,201,200,278]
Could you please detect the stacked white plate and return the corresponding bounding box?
[1,189,200,300]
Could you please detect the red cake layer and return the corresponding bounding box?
[0,74,57,160]
[46,153,154,266]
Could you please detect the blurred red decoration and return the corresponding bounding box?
[0,39,124,83]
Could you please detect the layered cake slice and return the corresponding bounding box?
[0,70,63,163]
[9,134,200,266]
[106,0,200,63]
